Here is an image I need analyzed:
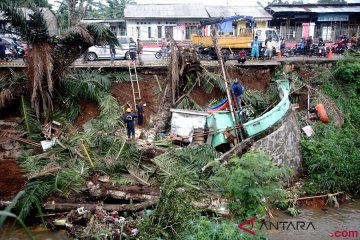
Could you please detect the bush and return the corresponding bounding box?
[211,151,290,221]
[301,123,360,194]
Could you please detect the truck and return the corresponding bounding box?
[191,16,280,59]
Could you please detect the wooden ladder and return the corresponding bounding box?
[128,61,141,109]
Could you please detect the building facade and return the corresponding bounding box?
[124,4,272,41]
[80,19,126,37]
[266,3,360,41]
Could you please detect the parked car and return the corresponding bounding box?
[87,36,132,61]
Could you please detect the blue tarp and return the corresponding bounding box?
[218,21,233,32]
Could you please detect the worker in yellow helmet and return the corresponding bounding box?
[123,107,137,140]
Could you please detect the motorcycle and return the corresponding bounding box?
[313,43,328,57]
[4,49,14,62]
[155,48,170,59]
[281,47,295,57]
[332,41,347,55]
[196,46,215,60]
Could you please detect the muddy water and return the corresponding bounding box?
[0,224,69,240]
[264,200,360,240]
[1,201,359,239]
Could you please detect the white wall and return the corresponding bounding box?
[126,19,200,41]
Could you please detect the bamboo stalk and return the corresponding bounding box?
[291,192,343,201]
[154,75,162,92]
[81,144,94,169]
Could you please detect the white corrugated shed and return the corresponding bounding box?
[170,109,209,142]
[205,6,272,20]
[124,4,272,20]
[124,4,208,19]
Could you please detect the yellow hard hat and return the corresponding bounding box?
[126,108,131,113]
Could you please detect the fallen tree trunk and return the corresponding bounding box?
[87,181,160,201]
[43,200,157,212]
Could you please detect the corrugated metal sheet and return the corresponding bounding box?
[124,4,272,20]
[170,109,209,142]
[205,6,272,20]
[124,4,208,19]
[269,6,360,13]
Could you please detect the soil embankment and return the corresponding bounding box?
[0,64,274,200]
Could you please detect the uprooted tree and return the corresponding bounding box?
[0,0,118,121]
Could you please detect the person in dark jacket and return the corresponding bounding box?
[123,108,137,140]
[136,100,144,126]
[0,38,6,61]
[231,79,244,110]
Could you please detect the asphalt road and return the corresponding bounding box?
[1,52,344,67]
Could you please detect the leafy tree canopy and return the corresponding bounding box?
[13,0,50,8]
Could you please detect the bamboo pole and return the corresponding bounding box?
[210,26,239,144]
[290,192,343,201]
[81,144,94,169]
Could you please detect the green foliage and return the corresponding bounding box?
[301,124,360,194]
[19,95,42,140]
[140,174,199,239]
[300,57,360,195]
[152,145,220,188]
[0,191,25,226]
[243,82,279,116]
[333,57,360,88]
[98,0,130,19]
[0,211,34,240]
[16,179,54,220]
[176,95,202,110]
[180,217,266,240]
[53,70,120,124]
[211,151,289,220]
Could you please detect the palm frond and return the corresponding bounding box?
[0,1,30,40]
[54,169,86,198]
[16,179,54,220]
[0,70,27,109]
[19,95,42,139]
[26,163,61,180]
[86,23,119,46]
[176,95,202,111]
[200,67,227,93]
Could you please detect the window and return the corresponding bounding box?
[137,27,140,38]
[118,37,130,44]
[185,26,197,39]
[110,26,116,35]
[148,22,151,24]
[157,26,162,38]
[158,22,160,24]
[165,26,173,38]
[137,22,139,25]
[148,27,151,39]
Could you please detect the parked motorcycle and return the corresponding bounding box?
[196,46,215,60]
[155,48,170,59]
[281,47,295,57]
[332,43,347,55]
[4,49,14,62]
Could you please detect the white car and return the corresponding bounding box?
[87,36,132,61]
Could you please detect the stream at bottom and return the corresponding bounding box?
[0,200,359,240]
[262,199,360,240]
